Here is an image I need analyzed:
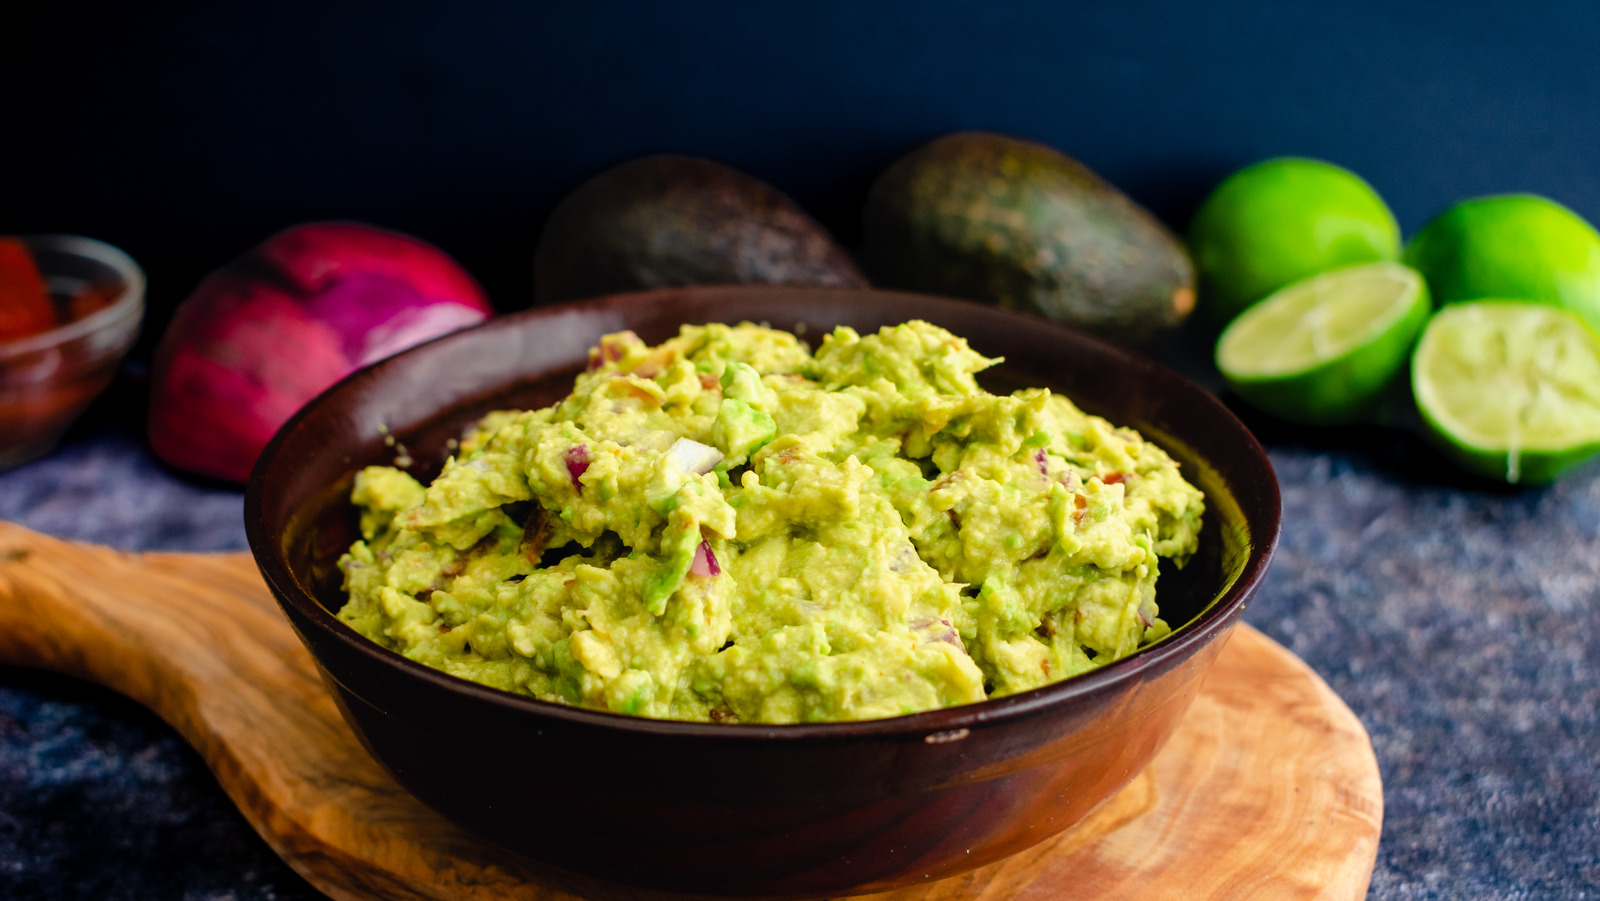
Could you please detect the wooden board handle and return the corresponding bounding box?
[0,520,289,713]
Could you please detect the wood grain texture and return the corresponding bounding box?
[0,520,1381,900]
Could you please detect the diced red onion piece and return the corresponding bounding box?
[565,444,591,490]
[911,615,964,649]
[667,437,723,475]
[1034,448,1049,476]
[605,333,634,362]
[691,540,721,577]
[1137,594,1157,628]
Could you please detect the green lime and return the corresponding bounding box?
[1412,301,1600,484]
[1403,193,1600,334]
[1189,157,1401,325]
[1216,261,1429,425]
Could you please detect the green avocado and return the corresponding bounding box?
[861,132,1195,342]
[534,155,868,303]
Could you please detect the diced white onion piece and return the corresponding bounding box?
[667,437,724,475]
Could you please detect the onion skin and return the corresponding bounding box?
[148,222,492,482]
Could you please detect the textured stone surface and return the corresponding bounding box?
[1,381,1598,900]
[1259,441,1600,900]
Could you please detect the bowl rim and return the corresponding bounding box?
[246,287,1281,741]
[0,233,146,359]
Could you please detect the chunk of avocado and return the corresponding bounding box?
[712,361,778,468]
[534,155,868,303]
[861,132,1195,342]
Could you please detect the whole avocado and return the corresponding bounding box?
[534,155,867,303]
[861,132,1194,341]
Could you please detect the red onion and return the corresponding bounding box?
[564,444,592,490]
[911,615,963,649]
[690,540,721,577]
[147,222,491,482]
[1137,593,1157,628]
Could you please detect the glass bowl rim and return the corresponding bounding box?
[0,233,146,361]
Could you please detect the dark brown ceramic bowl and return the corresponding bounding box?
[245,286,1279,899]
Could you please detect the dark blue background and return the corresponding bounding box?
[7,1,1600,333]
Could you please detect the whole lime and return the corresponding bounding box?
[1189,157,1400,325]
[1403,193,1600,333]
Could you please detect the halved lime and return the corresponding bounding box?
[1189,157,1401,325]
[1216,261,1429,425]
[1412,300,1600,484]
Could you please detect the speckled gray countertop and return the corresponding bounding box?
[1,373,1597,900]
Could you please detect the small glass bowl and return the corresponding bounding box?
[0,234,145,470]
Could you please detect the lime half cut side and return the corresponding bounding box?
[1216,260,1430,425]
[1412,301,1600,484]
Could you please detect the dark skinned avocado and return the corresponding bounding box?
[861,132,1195,342]
[534,155,868,303]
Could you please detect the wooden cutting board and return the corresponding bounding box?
[0,521,1382,900]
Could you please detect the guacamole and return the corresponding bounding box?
[337,320,1204,724]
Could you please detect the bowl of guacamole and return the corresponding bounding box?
[337,318,1205,724]
[246,287,1278,897]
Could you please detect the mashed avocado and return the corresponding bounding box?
[337,321,1204,724]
